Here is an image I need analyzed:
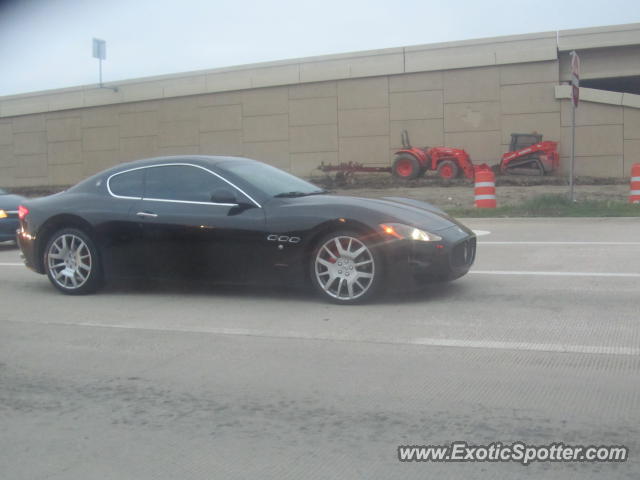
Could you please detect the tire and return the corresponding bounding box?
[44,228,103,295]
[392,154,421,180]
[437,160,459,180]
[310,230,383,304]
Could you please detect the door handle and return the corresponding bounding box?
[136,211,158,218]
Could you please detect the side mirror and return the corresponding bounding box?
[210,188,237,204]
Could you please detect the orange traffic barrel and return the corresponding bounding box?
[630,163,640,204]
[474,168,497,208]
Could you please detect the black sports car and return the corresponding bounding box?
[17,156,476,303]
[0,188,24,243]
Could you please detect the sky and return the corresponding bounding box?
[0,0,639,96]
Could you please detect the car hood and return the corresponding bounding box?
[290,194,469,233]
[0,194,25,209]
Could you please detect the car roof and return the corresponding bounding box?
[69,155,260,193]
[110,155,256,172]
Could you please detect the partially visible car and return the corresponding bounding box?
[0,188,24,243]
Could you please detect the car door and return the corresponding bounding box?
[101,167,148,278]
[136,163,266,282]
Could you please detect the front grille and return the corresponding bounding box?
[451,237,476,267]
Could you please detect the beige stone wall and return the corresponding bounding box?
[559,45,640,82]
[554,86,640,177]
[558,101,625,177]
[0,61,566,187]
[3,62,640,188]
[1,23,639,187]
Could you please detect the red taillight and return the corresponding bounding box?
[18,205,29,221]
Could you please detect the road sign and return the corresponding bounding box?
[91,38,116,91]
[92,38,106,60]
[570,51,580,107]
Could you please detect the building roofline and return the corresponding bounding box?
[558,22,640,51]
[1,23,639,118]
[0,30,559,102]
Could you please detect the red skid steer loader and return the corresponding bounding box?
[499,133,559,176]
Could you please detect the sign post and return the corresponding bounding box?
[92,38,117,91]
[92,38,107,87]
[569,50,580,202]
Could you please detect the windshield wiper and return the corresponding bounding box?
[273,190,327,198]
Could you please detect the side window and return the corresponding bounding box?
[108,169,144,198]
[144,165,232,203]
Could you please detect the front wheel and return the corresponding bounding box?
[437,160,460,180]
[310,231,383,304]
[44,228,103,295]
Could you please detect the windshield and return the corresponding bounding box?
[217,160,324,198]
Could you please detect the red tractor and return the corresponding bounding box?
[392,130,475,180]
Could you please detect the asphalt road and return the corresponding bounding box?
[1,217,639,479]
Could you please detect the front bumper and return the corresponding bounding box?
[385,227,476,289]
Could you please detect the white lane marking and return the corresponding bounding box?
[479,241,640,246]
[410,338,640,356]
[0,263,23,266]
[472,230,491,236]
[5,319,639,357]
[471,270,640,278]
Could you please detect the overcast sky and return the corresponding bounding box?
[0,0,638,96]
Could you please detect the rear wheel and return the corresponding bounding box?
[44,228,103,295]
[310,231,383,304]
[437,160,459,180]
[392,154,421,180]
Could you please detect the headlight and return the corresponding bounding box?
[0,210,7,219]
[380,223,442,242]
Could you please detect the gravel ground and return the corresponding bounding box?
[330,183,631,208]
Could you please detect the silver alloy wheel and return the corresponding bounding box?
[315,235,375,300]
[47,233,92,290]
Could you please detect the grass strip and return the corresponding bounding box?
[446,194,640,217]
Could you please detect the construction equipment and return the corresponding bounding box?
[392,130,475,180]
[318,130,475,181]
[317,130,559,181]
[499,133,559,176]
